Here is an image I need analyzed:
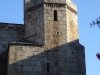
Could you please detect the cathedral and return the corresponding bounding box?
[0,0,86,75]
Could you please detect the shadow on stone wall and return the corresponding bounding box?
[0,48,8,75]
[7,39,86,75]
[0,23,24,75]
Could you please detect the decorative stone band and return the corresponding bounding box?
[26,2,77,14]
[26,2,66,12]
[44,3,66,7]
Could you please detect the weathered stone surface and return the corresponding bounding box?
[8,44,85,75]
[0,23,24,75]
[7,0,86,75]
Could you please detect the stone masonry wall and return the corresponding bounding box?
[0,23,24,75]
[24,0,78,45]
[8,43,85,75]
[24,0,43,10]
[67,1,79,43]
[7,0,86,75]
[25,6,44,45]
[43,3,67,50]
[24,0,68,45]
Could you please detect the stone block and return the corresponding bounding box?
[60,72,68,75]
[23,61,32,66]
[9,55,15,61]
[34,51,41,56]
[60,8,66,11]
[25,51,33,57]
[21,72,30,75]
[45,7,51,10]
[35,38,43,45]
[27,66,33,71]
[71,67,79,72]
[60,0,66,3]
[16,72,21,75]
[32,61,35,65]
[46,10,52,14]
[44,21,50,25]
[58,61,65,67]
[47,17,53,21]
[62,18,66,21]
[31,56,38,61]
[59,53,66,58]
[35,61,42,65]
[59,58,65,62]
[58,14,63,17]
[60,67,70,72]
[33,66,43,71]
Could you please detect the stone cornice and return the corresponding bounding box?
[25,2,77,14]
[26,2,66,12]
[67,4,78,14]
[44,2,66,7]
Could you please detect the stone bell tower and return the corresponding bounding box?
[24,0,79,45]
[8,0,86,75]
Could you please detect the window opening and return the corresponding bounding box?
[54,10,58,21]
[47,63,49,72]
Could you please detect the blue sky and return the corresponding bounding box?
[0,0,100,75]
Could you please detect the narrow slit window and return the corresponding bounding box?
[47,63,49,72]
[54,10,57,21]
